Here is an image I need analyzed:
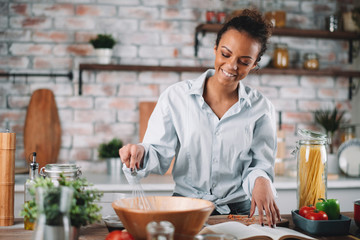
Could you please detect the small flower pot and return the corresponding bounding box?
[95,48,113,64]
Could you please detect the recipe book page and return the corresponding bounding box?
[204,221,315,240]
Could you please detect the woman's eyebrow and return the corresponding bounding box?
[221,46,254,59]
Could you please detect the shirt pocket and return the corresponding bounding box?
[224,123,253,153]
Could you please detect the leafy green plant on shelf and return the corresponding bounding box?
[21,175,103,228]
[98,138,123,159]
[89,34,116,49]
[314,107,345,154]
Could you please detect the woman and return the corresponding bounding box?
[119,9,281,227]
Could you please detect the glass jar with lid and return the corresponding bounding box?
[265,1,286,28]
[273,43,289,69]
[40,164,82,184]
[295,129,328,209]
[303,53,320,70]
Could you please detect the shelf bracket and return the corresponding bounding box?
[349,77,360,100]
[349,77,353,100]
[349,40,353,64]
[194,30,199,57]
[79,69,83,95]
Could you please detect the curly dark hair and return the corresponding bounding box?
[215,9,273,63]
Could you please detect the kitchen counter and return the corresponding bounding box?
[13,173,360,216]
[1,212,359,240]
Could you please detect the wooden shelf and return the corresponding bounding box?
[194,24,360,61]
[78,64,360,98]
[195,24,360,40]
[256,68,360,78]
[79,64,209,73]
[193,24,360,99]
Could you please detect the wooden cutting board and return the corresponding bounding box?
[24,89,61,169]
[207,215,289,227]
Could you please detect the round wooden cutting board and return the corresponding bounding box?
[24,89,61,169]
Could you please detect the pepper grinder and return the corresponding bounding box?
[0,129,16,226]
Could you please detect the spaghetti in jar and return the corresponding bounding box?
[296,129,328,209]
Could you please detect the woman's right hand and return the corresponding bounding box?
[119,144,145,170]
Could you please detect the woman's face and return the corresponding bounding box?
[213,28,260,87]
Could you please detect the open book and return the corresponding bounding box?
[201,221,315,240]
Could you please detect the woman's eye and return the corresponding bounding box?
[221,52,230,58]
[239,61,250,66]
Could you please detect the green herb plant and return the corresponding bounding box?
[21,175,103,228]
[314,108,344,154]
[89,34,116,49]
[98,138,123,159]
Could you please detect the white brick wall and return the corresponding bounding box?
[0,0,358,171]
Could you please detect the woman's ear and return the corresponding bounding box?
[213,45,217,55]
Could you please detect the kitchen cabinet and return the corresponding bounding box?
[14,173,360,217]
[194,24,360,99]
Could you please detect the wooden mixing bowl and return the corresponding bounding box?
[112,196,215,240]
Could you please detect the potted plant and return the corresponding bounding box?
[98,138,123,176]
[21,176,103,240]
[89,34,116,64]
[314,108,345,175]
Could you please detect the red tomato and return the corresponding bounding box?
[305,210,328,220]
[299,205,316,217]
[105,230,134,240]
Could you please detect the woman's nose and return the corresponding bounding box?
[229,58,238,70]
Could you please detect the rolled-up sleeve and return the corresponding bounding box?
[140,92,178,176]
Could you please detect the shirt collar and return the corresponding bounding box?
[188,69,213,96]
[238,81,252,107]
[188,69,252,107]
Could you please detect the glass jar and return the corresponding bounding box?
[273,43,289,69]
[265,1,286,28]
[303,53,319,70]
[295,129,328,209]
[40,164,81,184]
[146,221,174,240]
[340,125,356,144]
[265,10,286,28]
[33,186,73,240]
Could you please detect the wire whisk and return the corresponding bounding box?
[130,166,153,210]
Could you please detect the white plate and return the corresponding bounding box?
[337,138,360,177]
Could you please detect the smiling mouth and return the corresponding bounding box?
[221,69,236,78]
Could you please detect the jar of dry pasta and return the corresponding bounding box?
[295,129,328,209]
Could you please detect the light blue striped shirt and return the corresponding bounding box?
[129,69,277,214]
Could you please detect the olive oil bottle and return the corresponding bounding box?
[24,152,38,230]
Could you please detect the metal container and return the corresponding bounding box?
[40,163,81,182]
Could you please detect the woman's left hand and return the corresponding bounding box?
[249,177,281,228]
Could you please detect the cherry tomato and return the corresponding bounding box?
[105,230,134,240]
[305,210,328,220]
[299,205,316,217]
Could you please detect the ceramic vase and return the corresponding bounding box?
[95,48,112,64]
